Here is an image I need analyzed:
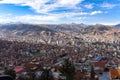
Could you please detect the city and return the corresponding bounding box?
[0,23,120,80]
[0,0,120,80]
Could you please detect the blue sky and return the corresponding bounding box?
[0,0,120,24]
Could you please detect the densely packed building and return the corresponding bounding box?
[0,39,120,80]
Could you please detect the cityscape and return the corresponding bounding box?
[0,0,120,80]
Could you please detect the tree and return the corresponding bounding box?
[90,65,96,80]
[61,59,75,80]
[41,68,53,80]
[4,68,16,80]
[27,71,35,80]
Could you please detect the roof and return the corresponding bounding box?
[14,66,24,73]
[92,56,103,61]
[93,61,106,68]
[99,72,110,80]
[110,69,120,79]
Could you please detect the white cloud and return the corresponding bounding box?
[0,0,52,13]
[90,11,103,15]
[0,15,13,23]
[20,12,88,21]
[0,0,83,13]
[0,10,105,23]
[58,0,83,7]
[84,4,94,9]
[16,15,59,21]
[0,11,89,23]
[101,3,116,9]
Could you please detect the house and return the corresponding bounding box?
[110,69,120,79]
[93,60,106,74]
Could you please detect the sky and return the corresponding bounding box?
[0,0,120,24]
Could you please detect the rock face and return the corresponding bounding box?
[0,23,120,45]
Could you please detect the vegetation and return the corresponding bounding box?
[4,68,16,80]
[61,59,75,80]
[31,52,41,56]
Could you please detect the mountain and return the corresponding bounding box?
[37,23,88,33]
[0,23,55,36]
[0,23,120,45]
[0,23,74,45]
[115,24,120,28]
[81,24,113,35]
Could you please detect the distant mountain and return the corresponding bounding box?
[81,24,113,35]
[38,23,88,33]
[115,24,120,28]
[0,23,74,45]
[0,23,120,44]
[0,23,55,36]
[0,23,115,35]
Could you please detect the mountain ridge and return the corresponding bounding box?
[0,23,120,45]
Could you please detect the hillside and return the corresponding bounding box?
[0,23,55,36]
[0,23,120,45]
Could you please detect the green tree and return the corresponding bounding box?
[61,59,75,80]
[28,71,35,80]
[41,68,53,80]
[90,65,96,80]
[4,68,16,80]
